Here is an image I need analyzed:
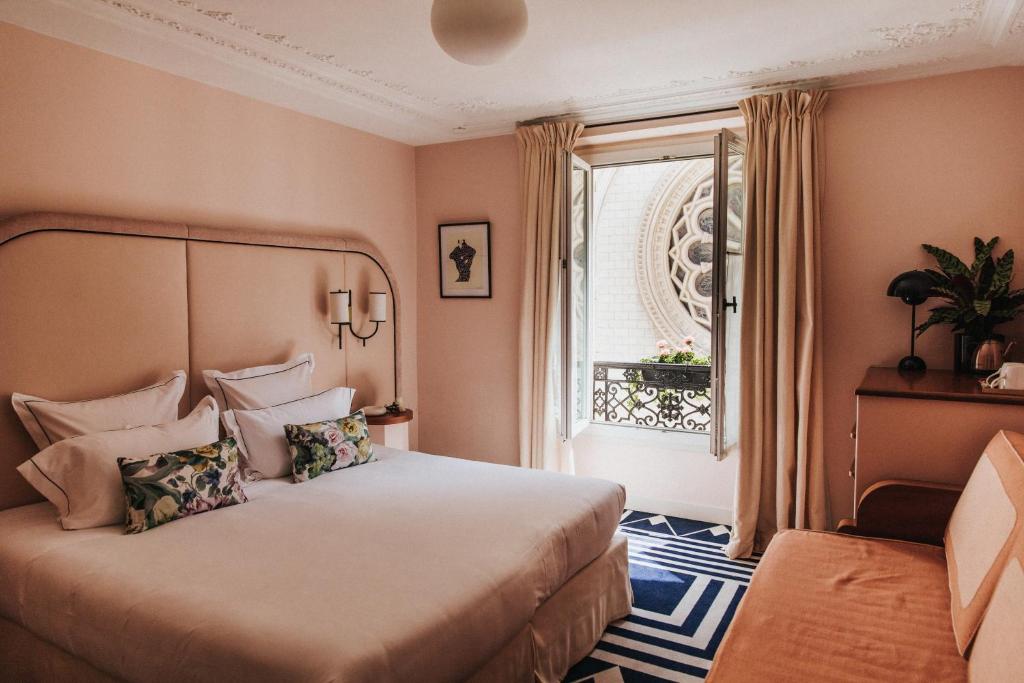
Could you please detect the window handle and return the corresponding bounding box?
[723,296,737,313]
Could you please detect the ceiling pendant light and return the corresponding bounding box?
[431,0,528,66]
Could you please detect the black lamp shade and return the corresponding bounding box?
[887,270,933,306]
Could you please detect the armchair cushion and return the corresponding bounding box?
[944,430,1024,653]
[969,548,1024,682]
[706,530,965,682]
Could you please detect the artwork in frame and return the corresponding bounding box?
[438,221,492,298]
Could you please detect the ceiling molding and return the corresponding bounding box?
[872,0,983,48]
[979,0,1024,39]
[448,0,1023,139]
[1011,0,1024,32]
[452,52,1011,140]
[169,1,445,110]
[86,0,448,121]
[2,0,1021,145]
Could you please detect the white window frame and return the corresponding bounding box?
[562,128,737,448]
[561,153,594,441]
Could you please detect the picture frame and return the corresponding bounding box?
[438,221,492,298]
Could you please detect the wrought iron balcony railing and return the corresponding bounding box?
[592,361,711,433]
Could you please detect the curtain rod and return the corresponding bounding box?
[585,106,741,130]
[517,105,741,130]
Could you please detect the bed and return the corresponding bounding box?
[0,448,629,682]
[0,213,632,682]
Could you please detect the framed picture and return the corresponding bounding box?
[438,221,491,298]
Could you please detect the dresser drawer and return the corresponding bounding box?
[851,367,1024,520]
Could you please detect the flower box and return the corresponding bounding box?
[638,363,711,390]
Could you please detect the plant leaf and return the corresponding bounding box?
[950,274,976,302]
[977,257,996,296]
[915,307,960,335]
[974,299,992,316]
[922,268,950,286]
[923,243,969,277]
[990,249,1014,293]
[970,236,999,275]
[988,308,1019,320]
[929,285,961,302]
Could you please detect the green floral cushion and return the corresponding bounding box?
[118,437,248,534]
[284,410,375,482]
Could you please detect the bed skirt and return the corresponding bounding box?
[1,534,631,683]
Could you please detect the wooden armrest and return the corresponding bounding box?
[835,479,963,546]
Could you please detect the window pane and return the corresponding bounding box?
[588,160,714,434]
[571,163,589,422]
[711,130,745,458]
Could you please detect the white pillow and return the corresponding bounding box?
[16,396,220,530]
[222,387,355,480]
[202,353,315,411]
[11,371,187,450]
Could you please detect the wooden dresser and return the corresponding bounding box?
[852,367,1024,514]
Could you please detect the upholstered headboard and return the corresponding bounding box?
[0,212,403,510]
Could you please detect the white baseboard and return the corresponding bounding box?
[626,494,733,526]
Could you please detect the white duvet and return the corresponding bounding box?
[0,448,624,682]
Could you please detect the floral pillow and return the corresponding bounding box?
[118,437,248,534]
[284,410,375,482]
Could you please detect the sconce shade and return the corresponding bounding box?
[330,291,350,324]
[887,270,933,306]
[369,292,387,323]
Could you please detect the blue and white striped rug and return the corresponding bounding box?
[565,511,761,682]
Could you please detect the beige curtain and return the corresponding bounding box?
[517,121,583,471]
[726,90,829,559]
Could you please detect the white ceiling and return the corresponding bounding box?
[3,0,1023,145]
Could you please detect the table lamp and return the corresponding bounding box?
[887,270,933,373]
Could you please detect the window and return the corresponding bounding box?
[558,156,592,440]
[560,128,744,459]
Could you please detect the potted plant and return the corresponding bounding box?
[916,237,1023,373]
[625,338,712,415]
[639,338,712,385]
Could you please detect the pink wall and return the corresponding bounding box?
[821,66,1024,518]
[412,67,1024,521]
[0,22,419,442]
[415,136,522,465]
[4,20,1022,520]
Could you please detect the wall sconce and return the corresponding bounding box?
[329,289,387,349]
